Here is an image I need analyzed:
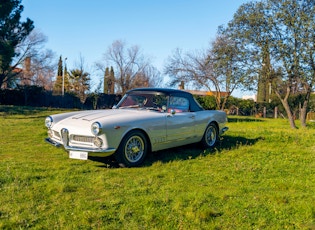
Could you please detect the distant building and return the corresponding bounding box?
[178,81,229,97]
[242,94,257,102]
[2,57,32,89]
[184,89,229,97]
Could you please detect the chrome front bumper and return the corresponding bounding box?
[45,138,116,157]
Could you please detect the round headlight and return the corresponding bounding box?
[91,122,102,136]
[45,116,53,128]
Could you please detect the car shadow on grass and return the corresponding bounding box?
[144,135,263,166]
[89,156,121,168]
[90,135,263,168]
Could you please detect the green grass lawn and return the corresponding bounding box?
[0,105,315,229]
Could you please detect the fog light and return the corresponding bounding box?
[93,137,103,148]
[48,129,53,138]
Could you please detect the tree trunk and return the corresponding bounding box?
[300,89,311,127]
[0,74,4,89]
[275,87,297,129]
[282,99,297,129]
[300,102,307,127]
[220,93,231,110]
[214,91,221,110]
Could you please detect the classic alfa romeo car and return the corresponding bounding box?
[45,88,228,167]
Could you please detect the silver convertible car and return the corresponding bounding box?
[45,88,228,167]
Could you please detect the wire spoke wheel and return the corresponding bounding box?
[202,123,218,148]
[124,135,145,163]
[115,130,148,167]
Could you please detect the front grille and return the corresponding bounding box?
[72,135,94,143]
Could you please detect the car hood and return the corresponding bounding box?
[55,108,162,124]
[51,108,165,135]
[62,108,158,122]
[70,109,125,122]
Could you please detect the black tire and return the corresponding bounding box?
[201,123,218,148]
[114,130,148,167]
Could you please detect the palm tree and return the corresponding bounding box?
[68,69,90,103]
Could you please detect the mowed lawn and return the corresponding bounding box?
[0,105,315,229]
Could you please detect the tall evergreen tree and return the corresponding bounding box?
[57,56,63,77]
[103,66,115,94]
[103,67,109,94]
[0,0,34,88]
[63,63,71,92]
[257,43,273,103]
[109,66,115,94]
[53,56,63,95]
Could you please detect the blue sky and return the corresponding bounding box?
[22,0,250,94]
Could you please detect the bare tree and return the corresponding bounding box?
[5,30,55,89]
[98,40,162,94]
[19,31,56,90]
[26,49,56,90]
[142,65,163,88]
[164,48,213,90]
[209,34,248,109]
[164,39,244,110]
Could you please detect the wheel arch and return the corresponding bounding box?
[201,120,219,148]
[207,120,219,133]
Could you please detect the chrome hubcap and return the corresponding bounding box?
[125,136,144,162]
[206,126,216,146]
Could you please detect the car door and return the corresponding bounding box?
[166,96,196,143]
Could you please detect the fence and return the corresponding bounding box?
[0,88,121,109]
[307,112,315,121]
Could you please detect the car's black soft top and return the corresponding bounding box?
[127,88,204,112]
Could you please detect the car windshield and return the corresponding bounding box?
[118,93,168,111]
